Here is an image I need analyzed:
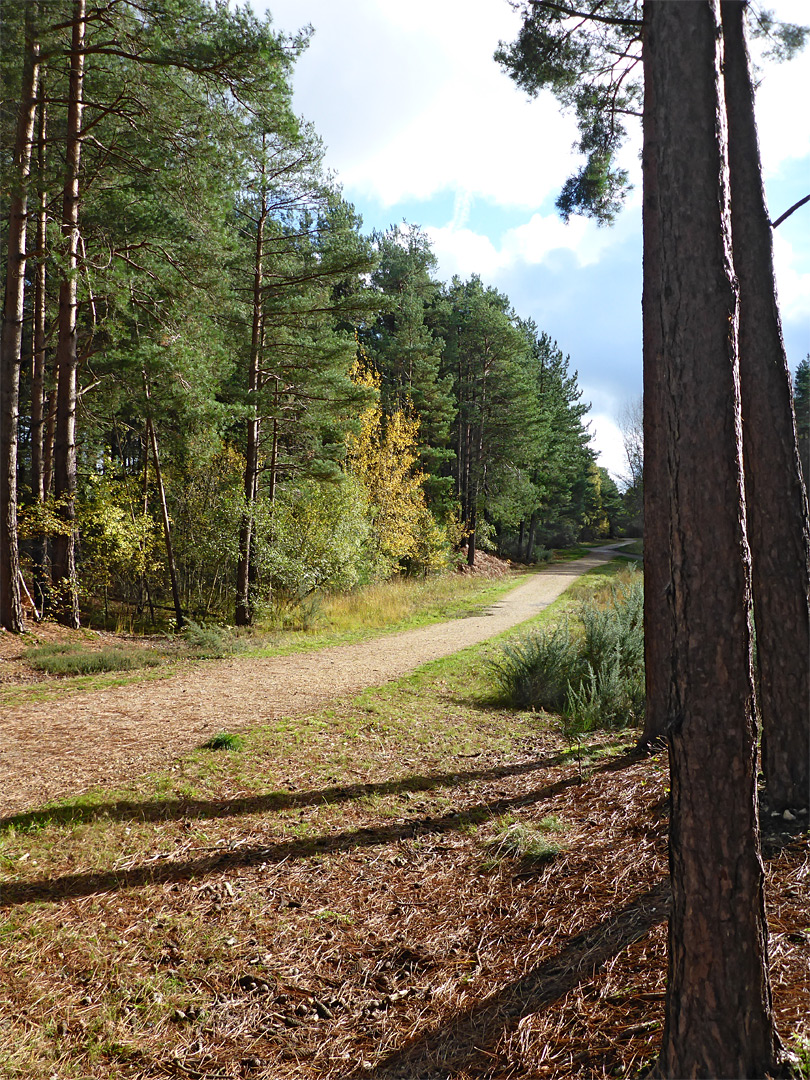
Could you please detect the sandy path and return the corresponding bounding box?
[0,546,629,816]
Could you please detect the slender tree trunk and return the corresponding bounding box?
[721,0,810,813]
[466,498,477,566]
[645,3,781,1075]
[141,435,156,625]
[0,3,40,632]
[235,185,267,626]
[43,378,57,499]
[268,409,279,504]
[640,6,668,746]
[145,417,183,629]
[525,511,537,561]
[31,79,50,615]
[142,377,183,630]
[51,0,86,629]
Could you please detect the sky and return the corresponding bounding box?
[255,0,809,479]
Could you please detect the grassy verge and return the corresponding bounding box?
[616,539,643,558]
[245,569,531,656]
[2,568,527,707]
[0,559,807,1080]
[22,643,165,676]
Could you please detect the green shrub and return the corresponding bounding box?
[490,575,645,731]
[791,1036,810,1079]
[490,622,585,712]
[23,643,162,676]
[182,621,233,658]
[257,476,375,608]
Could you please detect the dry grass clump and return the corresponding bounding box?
[318,562,521,632]
[22,642,164,676]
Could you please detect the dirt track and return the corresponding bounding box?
[0,546,629,816]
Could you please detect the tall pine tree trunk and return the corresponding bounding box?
[31,79,50,615]
[0,3,40,632]
[235,186,267,627]
[640,8,668,746]
[645,2,781,1075]
[51,0,86,629]
[721,0,810,813]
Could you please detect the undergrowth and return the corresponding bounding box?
[490,568,644,732]
[21,642,163,676]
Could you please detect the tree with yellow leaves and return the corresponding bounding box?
[347,362,449,574]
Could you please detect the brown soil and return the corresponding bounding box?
[0,548,621,817]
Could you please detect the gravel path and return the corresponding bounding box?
[0,546,629,816]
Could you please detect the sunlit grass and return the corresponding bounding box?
[315,571,523,632]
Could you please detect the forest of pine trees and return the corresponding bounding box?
[0,0,628,633]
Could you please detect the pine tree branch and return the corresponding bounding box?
[526,0,642,29]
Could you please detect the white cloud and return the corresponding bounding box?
[425,207,634,282]
[773,231,810,322]
[588,412,628,482]
[262,0,578,210]
[751,1,810,175]
[424,225,501,281]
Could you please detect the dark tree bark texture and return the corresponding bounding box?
[721,0,810,813]
[640,7,668,747]
[51,0,86,629]
[235,183,267,627]
[645,2,782,1076]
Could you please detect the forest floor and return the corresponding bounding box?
[0,550,807,1080]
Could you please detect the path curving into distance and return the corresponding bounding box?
[0,544,633,816]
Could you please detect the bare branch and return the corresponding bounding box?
[770,193,810,229]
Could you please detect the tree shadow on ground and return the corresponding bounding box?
[1,743,636,833]
[0,750,646,909]
[351,879,671,1079]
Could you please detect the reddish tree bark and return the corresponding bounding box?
[640,5,668,747]
[721,0,810,813]
[0,2,41,632]
[31,77,50,616]
[644,1,784,1075]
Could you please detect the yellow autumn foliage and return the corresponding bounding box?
[347,361,447,572]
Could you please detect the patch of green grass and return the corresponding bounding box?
[551,545,591,561]
[484,813,566,865]
[21,642,163,676]
[314,908,354,925]
[618,539,643,557]
[202,732,244,752]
